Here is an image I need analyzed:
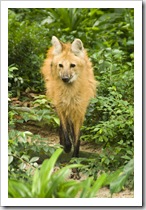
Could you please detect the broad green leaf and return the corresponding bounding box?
[104,168,123,185]
[59,181,82,198]
[88,173,107,198]
[32,169,41,197]
[80,177,93,198]
[29,156,39,163]
[110,173,127,195]
[8,156,13,165]
[19,162,26,170]
[110,159,134,195]
[46,164,83,198]
[21,154,30,162]
[32,148,63,197]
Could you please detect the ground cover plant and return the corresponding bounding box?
[8,8,134,198]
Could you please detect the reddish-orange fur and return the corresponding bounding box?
[41,37,97,157]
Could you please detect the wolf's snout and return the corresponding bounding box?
[62,76,70,83]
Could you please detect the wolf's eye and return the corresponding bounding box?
[59,64,63,68]
[70,63,76,68]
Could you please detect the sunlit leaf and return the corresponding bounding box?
[8,156,13,165]
[30,157,39,163]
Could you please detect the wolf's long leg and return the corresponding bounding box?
[59,120,72,153]
[71,117,84,157]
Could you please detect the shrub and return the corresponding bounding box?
[9,148,133,198]
[9,148,107,198]
[8,9,49,95]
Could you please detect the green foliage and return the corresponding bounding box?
[8,95,59,129]
[9,148,133,198]
[8,64,23,97]
[8,9,48,95]
[32,95,60,126]
[47,8,87,32]
[81,14,134,168]
[9,148,107,198]
[109,158,134,194]
[82,86,134,169]
[9,180,32,198]
[71,157,134,195]
[8,129,59,181]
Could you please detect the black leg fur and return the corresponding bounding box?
[67,120,75,142]
[67,120,81,157]
[72,139,80,157]
[59,123,72,153]
[59,120,81,157]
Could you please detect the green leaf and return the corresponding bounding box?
[46,164,83,198]
[32,148,63,197]
[110,159,134,195]
[21,154,30,161]
[53,117,60,125]
[104,168,123,185]
[110,173,127,194]
[29,157,39,163]
[8,180,32,198]
[80,173,107,198]
[8,156,13,165]
[88,173,107,197]
[32,169,40,197]
[19,162,26,170]
[58,181,81,198]
[80,177,93,198]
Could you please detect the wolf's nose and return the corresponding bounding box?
[62,77,70,83]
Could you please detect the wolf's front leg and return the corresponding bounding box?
[59,122,72,153]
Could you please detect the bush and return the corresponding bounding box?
[8,9,49,94]
[8,94,59,131]
[8,129,59,181]
[9,148,133,198]
[9,148,107,198]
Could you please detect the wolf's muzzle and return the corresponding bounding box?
[62,76,70,83]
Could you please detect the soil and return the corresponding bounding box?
[15,121,134,198]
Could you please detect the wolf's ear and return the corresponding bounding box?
[51,36,62,55]
[71,39,84,56]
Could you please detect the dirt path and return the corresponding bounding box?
[16,122,134,198]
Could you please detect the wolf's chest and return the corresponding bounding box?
[59,93,82,107]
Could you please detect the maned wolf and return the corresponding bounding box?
[41,36,97,157]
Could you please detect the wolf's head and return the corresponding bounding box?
[51,36,86,84]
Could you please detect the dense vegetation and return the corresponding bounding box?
[8,8,134,198]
